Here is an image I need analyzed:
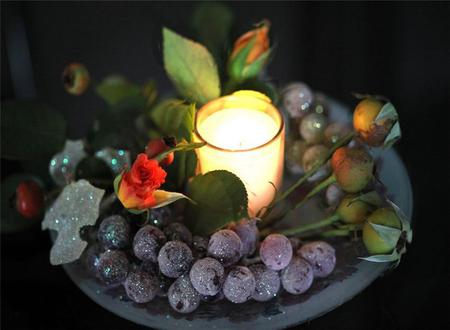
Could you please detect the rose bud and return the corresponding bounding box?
[331,146,374,193]
[336,194,375,224]
[15,180,45,219]
[353,98,395,147]
[116,154,167,210]
[228,20,271,82]
[62,63,90,96]
[145,137,176,166]
[363,208,401,254]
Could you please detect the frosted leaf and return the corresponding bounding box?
[49,140,87,186]
[42,180,105,265]
[95,148,130,175]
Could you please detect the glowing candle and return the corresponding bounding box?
[194,91,285,217]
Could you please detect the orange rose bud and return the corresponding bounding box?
[117,154,167,210]
[228,20,271,82]
[145,137,176,166]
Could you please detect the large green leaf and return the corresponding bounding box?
[185,170,248,235]
[163,28,221,105]
[150,99,195,141]
[96,75,144,106]
[165,150,198,189]
[190,2,234,62]
[1,101,67,160]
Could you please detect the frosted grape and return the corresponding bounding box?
[229,218,259,257]
[249,263,280,302]
[133,225,166,262]
[207,229,242,267]
[192,235,209,259]
[168,274,201,313]
[163,222,192,245]
[189,257,225,296]
[97,215,131,250]
[281,257,313,295]
[97,250,129,286]
[158,241,193,278]
[260,234,293,270]
[298,241,336,278]
[223,266,256,304]
[124,269,159,303]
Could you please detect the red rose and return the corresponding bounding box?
[117,154,167,210]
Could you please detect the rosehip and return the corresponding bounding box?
[353,98,394,147]
[302,144,330,182]
[145,137,176,166]
[62,63,90,96]
[336,194,375,224]
[15,180,44,219]
[363,208,401,254]
[324,122,352,147]
[331,146,374,193]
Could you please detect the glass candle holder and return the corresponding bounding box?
[194,90,285,217]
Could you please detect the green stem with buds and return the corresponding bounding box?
[277,213,340,237]
[293,174,337,210]
[155,141,206,162]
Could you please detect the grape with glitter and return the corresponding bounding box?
[281,257,314,295]
[140,261,174,297]
[223,266,256,304]
[298,241,336,278]
[249,263,280,302]
[133,225,166,262]
[97,215,131,250]
[302,144,330,182]
[228,218,259,257]
[148,206,173,228]
[97,250,129,286]
[168,274,201,313]
[207,229,242,267]
[201,290,224,303]
[260,234,293,270]
[282,82,313,119]
[289,237,302,251]
[163,222,193,245]
[299,112,328,144]
[192,235,209,259]
[189,257,225,296]
[158,241,193,278]
[124,269,160,303]
[82,243,103,278]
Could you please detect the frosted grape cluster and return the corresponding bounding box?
[83,209,336,314]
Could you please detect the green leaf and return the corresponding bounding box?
[386,198,413,243]
[96,75,143,106]
[369,222,402,248]
[383,121,401,149]
[241,49,271,80]
[374,102,401,149]
[1,101,67,160]
[165,150,198,189]
[349,191,383,207]
[185,170,248,235]
[190,2,234,62]
[155,140,205,162]
[359,249,400,263]
[228,37,256,82]
[375,102,398,122]
[150,99,195,141]
[1,174,43,233]
[153,190,192,208]
[163,27,221,105]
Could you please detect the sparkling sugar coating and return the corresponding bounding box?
[94,148,130,175]
[168,274,201,313]
[189,257,225,296]
[133,225,166,262]
[282,82,313,119]
[207,229,242,267]
[42,180,105,265]
[249,263,280,302]
[49,140,87,186]
[298,241,336,278]
[124,269,160,303]
[229,218,259,257]
[223,266,256,304]
[163,222,193,245]
[260,234,293,270]
[158,241,193,278]
[97,215,131,250]
[281,257,314,295]
[97,250,129,286]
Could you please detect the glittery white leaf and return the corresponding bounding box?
[49,140,87,186]
[42,180,105,265]
[94,147,130,175]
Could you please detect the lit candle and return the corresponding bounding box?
[194,91,285,217]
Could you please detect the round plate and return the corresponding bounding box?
[61,97,413,329]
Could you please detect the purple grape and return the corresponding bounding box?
[133,225,166,262]
[189,257,225,296]
[207,229,242,267]
[148,206,173,228]
[201,290,224,303]
[223,266,256,304]
[140,260,173,297]
[163,222,192,245]
[192,235,209,259]
[82,243,103,278]
[289,237,302,251]
[168,274,201,313]
[97,215,131,250]
[124,269,160,303]
[97,250,129,286]
[158,241,193,278]
[298,241,336,278]
[281,257,314,295]
[229,218,259,257]
[249,263,280,302]
[260,234,293,270]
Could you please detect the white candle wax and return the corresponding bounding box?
[195,103,284,217]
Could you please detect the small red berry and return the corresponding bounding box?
[15,180,45,219]
[145,137,176,166]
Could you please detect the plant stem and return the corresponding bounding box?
[277,213,341,237]
[293,174,337,211]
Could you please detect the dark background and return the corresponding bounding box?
[2,1,450,330]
